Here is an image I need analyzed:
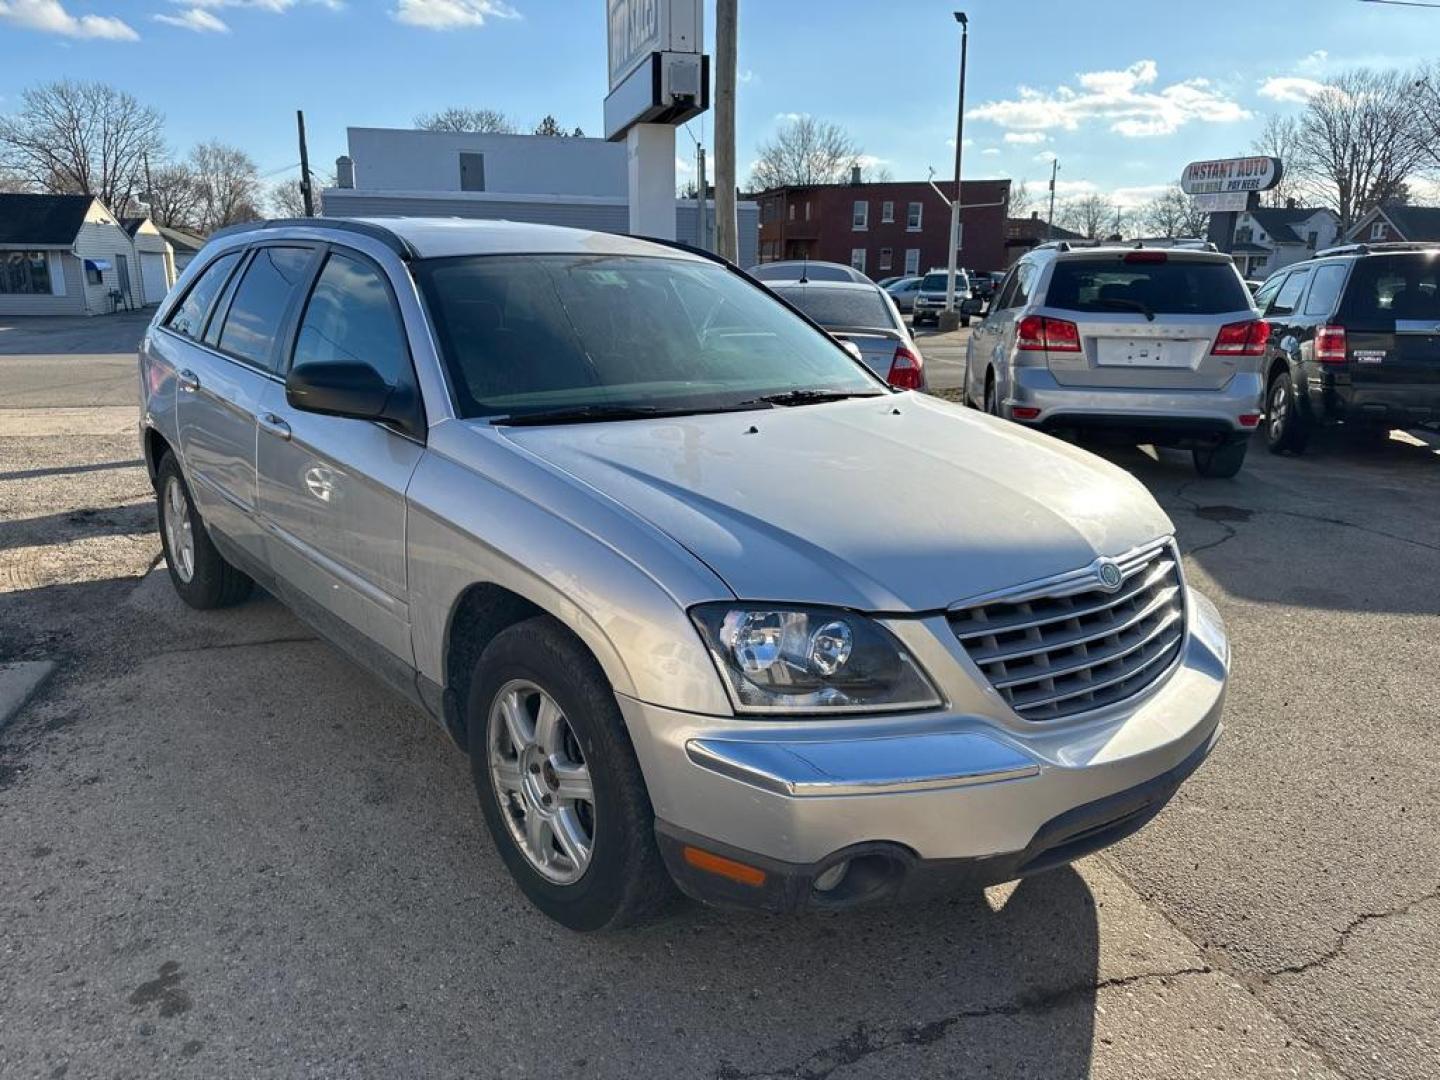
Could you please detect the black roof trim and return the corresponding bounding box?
[206,217,417,259]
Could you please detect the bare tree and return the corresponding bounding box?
[0,80,164,212]
[1414,61,1440,175]
[748,116,862,190]
[1059,193,1120,239]
[1250,115,1310,207]
[189,141,262,233]
[1008,180,1033,219]
[266,170,335,218]
[0,167,28,194]
[414,107,517,134]
[144,162,205,232]
[1136,184,1209,238]
[1292,68,1428,229]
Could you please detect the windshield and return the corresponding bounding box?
[773,285,894,330]
[920,271,965,292]
[1339,255,1440,321]
[749,262,856,282]
[414,254,885,420]
[1046,258,1250,315]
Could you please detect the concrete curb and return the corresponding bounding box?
[0,661,56,732]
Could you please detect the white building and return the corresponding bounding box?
[1228,205,1341,279]
[323,127,758,267]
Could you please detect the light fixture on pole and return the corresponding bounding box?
[940,11,968,331]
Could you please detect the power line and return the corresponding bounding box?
[1359,0,1440,8]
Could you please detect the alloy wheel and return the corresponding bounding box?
[1269,381,1287,443]
[163,476,195,583]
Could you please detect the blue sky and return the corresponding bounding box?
[1,0,1436,206]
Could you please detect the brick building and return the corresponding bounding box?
[752,174,1011,277]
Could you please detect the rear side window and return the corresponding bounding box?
[1252,273,1286,313]
[1268,269,1311,317]
[774,286,894,329]
[1303,264,1348,317]
[292,252,410,385]
[217,247,313,370]
[1045,257,1250,315]
[1339,256,1440,321]
[165,252,241,339]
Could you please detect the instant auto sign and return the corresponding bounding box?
[1180,156,1283,196]
[608,0,661,90]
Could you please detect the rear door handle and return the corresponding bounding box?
[177,369,200,393]
[258,413,292,441]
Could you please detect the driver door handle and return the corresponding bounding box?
[177,369,200,393]
[258,413,292,441]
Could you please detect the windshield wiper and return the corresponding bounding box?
[1097,297,1156,322]
[493,404,687,426]
[732,388,886,409]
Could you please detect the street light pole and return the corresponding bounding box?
[1046,157,1059,241]
[942,12,968,328]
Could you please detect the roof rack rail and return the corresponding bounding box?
[1032,237,1219,254]
[206,217,417,259]
[1313,240,1440,258]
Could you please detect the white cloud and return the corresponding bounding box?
[0,0,138,39]
[186,0,343,10]
[738,68,756,84]
[1258,75,1327,104]
[775,111,807,123]
[1296,49,1329,75]
[968,59,1249,139]
[1004,131,1047,144]
[1034,150,1058,163]
[1051,179,1097,198]
[675,155,693,174]
[154,7,229,31]
[944,137,974,149]
[981,147,1001,156]
[393,0,518,29]
[1111,183,1170,208]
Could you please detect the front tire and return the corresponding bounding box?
[468,616,674,931]
[1193,438,1248,478]
[1265,370,1308,455]
[155,452,252,609]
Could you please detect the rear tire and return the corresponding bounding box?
[1265,370,1309,455]
[155,452,253,609]
[1193,438,1248,478]
[984,374,1001,417]
[468,616,675,931]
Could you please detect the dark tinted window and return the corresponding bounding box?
[920,271,966,292]
[750,263,855,282]
[1303,264,1348,317]
[1270,269,1311,316]
[1340,255,1440,321]
[165,251,241,339]
[292,252,409,385]
[1013,264,1035,305]
[217,247,313,370]
[414,254,882,419]
[773,285,894,329]
[1045,257,1250,314]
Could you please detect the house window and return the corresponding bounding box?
[788,202,795,221]
[0,251,54,295]
[906,202,923,230]
[1234,226,1253,244]
[1371,221,1388,241]
[852,201,868,230]
[881,200,895,223]
[1306,231,1318,249]
[84,259,105,286]
[879,247,893,271]
[850,248,867,273]
[459,152,485,192]
[904,248,920,275]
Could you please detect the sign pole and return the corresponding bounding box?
[627,124,678,240]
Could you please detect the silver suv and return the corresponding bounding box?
[139,218,1228,930]
[963,243,1266,477]
[912,268,973,327]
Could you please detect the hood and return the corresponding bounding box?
[491,394,1172,613]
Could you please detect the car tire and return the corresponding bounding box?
[1265,370,1308,455]
[467,615,675,931]
[984,374,1001,418]
[155,452,253,609]
[960,317,971,328]
[1192,438,1248,478]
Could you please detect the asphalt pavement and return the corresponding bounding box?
[1,314,1436,1079]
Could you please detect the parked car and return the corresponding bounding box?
[770,279,925,389]
[748,260,870,283]
[140,217,1227,931]
[875,276,905,289]
[1255,242,1440,454]
[912,268,974,327]
[969,271,1000,301]
[885,275,923,314]
[963,241,1266,477]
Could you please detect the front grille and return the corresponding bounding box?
[948,543,1185,722]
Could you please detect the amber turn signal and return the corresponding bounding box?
[682,845,767,888]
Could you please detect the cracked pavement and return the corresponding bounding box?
[2,318,1437,1078]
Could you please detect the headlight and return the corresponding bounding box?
[690,604,942,714]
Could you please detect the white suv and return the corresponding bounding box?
[964,242,1267,477]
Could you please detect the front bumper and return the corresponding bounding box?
[621,588,1230,909]
[1007,368,1263,443]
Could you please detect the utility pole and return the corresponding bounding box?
[696,143,708,249]
[714,0,738,262]
[1046,157,1059,241]
[296,109,314,218]
[142,152,154,211]
[940,11,968,330]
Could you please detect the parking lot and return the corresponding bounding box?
[2,313,1437,1079]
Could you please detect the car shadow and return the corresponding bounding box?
[0,500,154,551]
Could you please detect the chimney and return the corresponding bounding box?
[1285,197,1296,209]
[1030,210,1039,220]
[336,155,355,189]
[850,165,862,185]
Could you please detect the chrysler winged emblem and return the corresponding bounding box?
[1095,558,1124,592]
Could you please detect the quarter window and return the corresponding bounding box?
[216,247,313,370]
[1303,265,1347,317]
[165,251,241,339]
[292,252,410,386]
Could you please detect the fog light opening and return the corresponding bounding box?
[812,860,850,893]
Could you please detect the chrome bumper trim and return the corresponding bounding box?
[684,731,1041,798]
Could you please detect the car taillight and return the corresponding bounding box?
[888,344,924,389]
[1016,315,1082,353]
[1123,250,1168,263]
[1315,325,1347,364]
[1211,319,1271,357]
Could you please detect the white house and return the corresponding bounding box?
[124,215,179,307]
[323,127,759,268]
[0,193,177,316]
[1228,205,1341,279]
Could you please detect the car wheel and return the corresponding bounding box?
[468,616,674,931]
[960,317,971,328]
[155,452,253,609]
[984,374,1001,417]
[1265,370,1308,455]
[1192,438,1248,478]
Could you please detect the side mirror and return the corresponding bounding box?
[287,360,393,420]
